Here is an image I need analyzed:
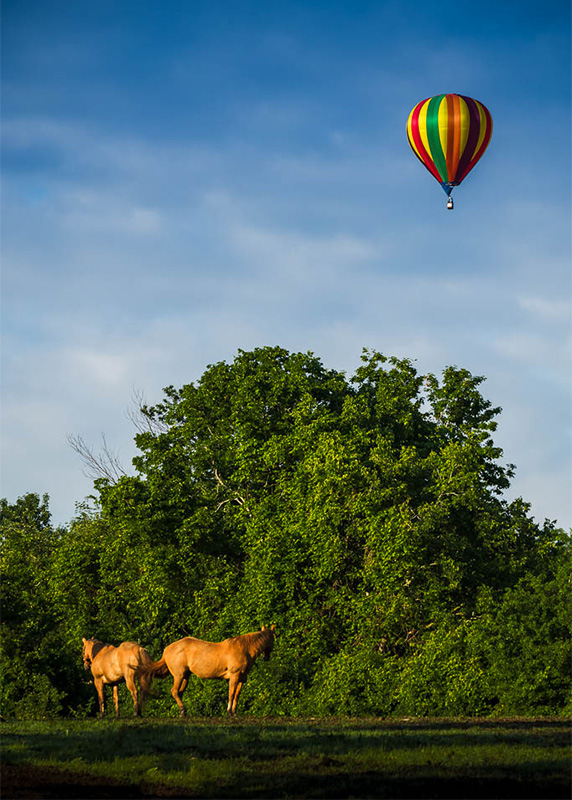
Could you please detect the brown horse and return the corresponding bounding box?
[82,638,154,718]
[137,625,275,716]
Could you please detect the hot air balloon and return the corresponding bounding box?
[406,94,493,209]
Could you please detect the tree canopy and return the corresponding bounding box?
[1,347,570,717]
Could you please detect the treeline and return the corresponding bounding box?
[1,347,570,718]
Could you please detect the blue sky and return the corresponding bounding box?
[2,0,570,528]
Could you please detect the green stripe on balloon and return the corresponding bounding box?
[426,95,448,182]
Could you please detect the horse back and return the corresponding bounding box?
[118,641,147,659]
[92,642,149,681]
[90,643,120,681]
[117,642,154,671]
[165,637,240,679]
[163,636,228,678]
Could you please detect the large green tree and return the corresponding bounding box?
[90,347,569,714]
[2,347,569,717]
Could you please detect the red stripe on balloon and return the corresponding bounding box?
[408,100,442,182]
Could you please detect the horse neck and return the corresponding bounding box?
[88,640,108,660]
[246,630,272,658]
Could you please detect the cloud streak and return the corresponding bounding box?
[2,3,570,530]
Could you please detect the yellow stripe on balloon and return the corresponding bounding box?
[438,98,449,157]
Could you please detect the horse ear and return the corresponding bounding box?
[270,624,275,631]
[82,637,86,643]
[261,624,266,630]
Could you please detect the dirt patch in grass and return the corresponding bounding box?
[2,763,147,799]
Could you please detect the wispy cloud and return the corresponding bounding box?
[2,2,570,530]
[518,295,571,321]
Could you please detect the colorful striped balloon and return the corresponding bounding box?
[406,94,493,204]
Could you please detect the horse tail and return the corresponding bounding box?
[135,649,156,694]
[137,655,170,681]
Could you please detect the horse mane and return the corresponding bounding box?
[83,638,107,659]
[246,628,274,654]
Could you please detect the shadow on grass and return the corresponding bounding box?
[3,762,570,799]
[3,717,570,764]
[2,718,570,799]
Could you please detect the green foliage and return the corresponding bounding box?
[1,347,570,718]
[393,617,493,717]
[472,539,572,716]
[0,494,68,717]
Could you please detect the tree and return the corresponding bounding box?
[0,494,67,716]
[3,347,568,718]
[88,347,567,715]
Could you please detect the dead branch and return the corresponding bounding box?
[67,433,127,484]
[125,388,169,436]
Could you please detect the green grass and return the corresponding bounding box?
[2,717,570,798]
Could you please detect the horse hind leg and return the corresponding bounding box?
[171,674,188,717]
[125,672,141,717]
[113,685,120,718]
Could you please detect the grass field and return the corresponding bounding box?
[1,716,570,799]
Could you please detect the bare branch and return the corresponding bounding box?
[67,433,127,484]
[125,388,169,436]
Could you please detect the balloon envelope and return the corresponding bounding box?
[406,94,493,196]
